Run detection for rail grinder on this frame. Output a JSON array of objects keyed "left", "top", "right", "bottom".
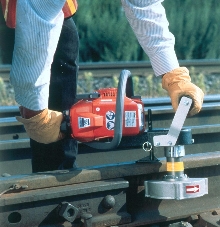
[
  {"left": 61, "top": 69, "right": 208, "bottom": 201},
  {"left": 61, "top": 70, "right": 145, "bottom": 150}
]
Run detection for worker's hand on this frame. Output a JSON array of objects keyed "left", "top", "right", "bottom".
[
  {"left": 162, "top": 67, "right": 204, "bottom": 116},
  {"left": 16, "top": 107, "right": 65, "bottom": 144}
]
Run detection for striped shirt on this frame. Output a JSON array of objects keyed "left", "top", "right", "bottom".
[
  {"left": 10, "top": 0, "right": 179, "bottom": 111},
  {"left": 121, "top": 0, "right": 179, "bottom": 76}
]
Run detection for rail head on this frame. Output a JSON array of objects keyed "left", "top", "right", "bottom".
[{"left": 0, "top": 151, "right": 219, "bottom": 193}]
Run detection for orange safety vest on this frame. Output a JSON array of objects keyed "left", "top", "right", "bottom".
[{"left": 0, "top": 0, "right": 77, "bottom": 28}]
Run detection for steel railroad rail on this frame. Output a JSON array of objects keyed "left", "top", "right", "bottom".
[
  {"left": 0, "top": 151, "right": 220, "bottom": 226},
  {"left": 1, "top": 94, "right": 220, "bottom": 175},
  {"left": 1, "top": 59, "right": 220, "bottom": 81}
]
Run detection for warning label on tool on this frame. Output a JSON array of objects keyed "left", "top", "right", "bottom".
[
  {"left": 186, "top": 185, "right": 200, "bottom": 193},
  {"left": 106, "top": 111, "right": 115, "bottom": 130},
  {"left": 78, "top": 117, "right": 90, "bottom": 128},
  {"left": 125, "top": 111, "right": 136, "bottom": 127}
]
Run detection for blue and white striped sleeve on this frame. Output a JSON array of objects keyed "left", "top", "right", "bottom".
[
  {"left": 10, "top": 0, "right": 66, "bottom": 111},
  {"left": 121, "top": 0, "right": 179, "bottom": 76}
]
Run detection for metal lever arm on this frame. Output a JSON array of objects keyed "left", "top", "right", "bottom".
[{"left": 153, "top": 96, "right": 192, "bottom": 147}]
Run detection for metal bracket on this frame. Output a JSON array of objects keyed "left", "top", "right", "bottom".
[
  {"left": 0, "top": 184, "right": 28, "bottom": 198},
  {"left": 153, "top": 97, "right": 192, "bottom": 147}
]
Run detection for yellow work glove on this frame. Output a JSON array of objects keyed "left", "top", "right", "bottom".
[
  {"left": 162, "top": 67, "right": 204, "bottom": 116},
  {"left": 16, "top": 108, "right": 65, "bottom": 144}
]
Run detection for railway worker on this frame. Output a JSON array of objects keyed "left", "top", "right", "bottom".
[
  {"left": 1, "top": 0, "right": 204, "bottom": 172},
  {"left": 1, "top": 0, "right": 79, "bottom": 172}
]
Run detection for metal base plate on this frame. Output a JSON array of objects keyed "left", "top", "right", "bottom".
[{"left": 145, "top": 178, "right": 208, "bottom": 200}]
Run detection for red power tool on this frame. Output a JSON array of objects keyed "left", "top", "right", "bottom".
[{"left": 61, "top": 70, "right": 145, "bottom": 150}]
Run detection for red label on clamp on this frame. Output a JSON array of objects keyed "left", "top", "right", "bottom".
[{"left": 186, "top": 185, "right": 200, "bottom": 193}]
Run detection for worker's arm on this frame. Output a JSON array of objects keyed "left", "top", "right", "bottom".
[
  {"left": 121, "top": 0, "right": 179, "bottom": 76},
  {"left": 121, "top": 0, "right": 204, "bottom": 116},
  {"left": 11, "top": 0, "right": 66, "bottom": 143},
  {"left": 10, "top": 0, "right": 66, "bottom": 111}
]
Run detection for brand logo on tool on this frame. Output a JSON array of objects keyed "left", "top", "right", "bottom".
[{"left": 186, "top": 185, "right": 200, "bottom": 193}]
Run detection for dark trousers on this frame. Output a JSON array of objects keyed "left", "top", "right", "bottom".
[{"left": 30, "top": 17, "right": 79, "bottom": 173}]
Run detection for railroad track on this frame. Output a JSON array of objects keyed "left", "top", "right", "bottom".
[
  {"left": 1, "top": 96, "right": 220, "bottom": 226},
  {"left": 1, "top": 61, "right": 220, "bottom": 226},
  {"left": 1, "top": 59, "right": 220, "bottom": 81},
  {"left": 0, "top": 151, "right": 220, "bottom": 226}
]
